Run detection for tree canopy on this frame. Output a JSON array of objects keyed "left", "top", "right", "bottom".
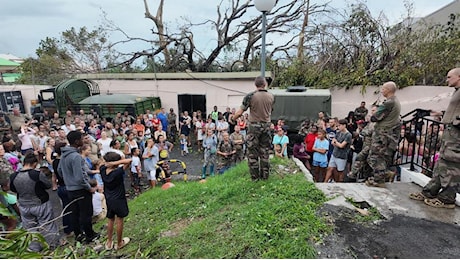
[{"left": 17, "top": 0, "right": 460, "bottom": 88}]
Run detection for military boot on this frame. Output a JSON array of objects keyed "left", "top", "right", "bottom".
[{"left": 365, "top": 177, "right": 386, "bottom": 188}]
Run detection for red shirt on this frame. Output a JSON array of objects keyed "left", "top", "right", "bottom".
[{"left": 304, "top": 133, "right": 318, "bottom": 153}]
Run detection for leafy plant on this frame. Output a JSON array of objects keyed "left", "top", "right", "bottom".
[{"left": 0, "top": 229, "right": 47, "bottom": 259}]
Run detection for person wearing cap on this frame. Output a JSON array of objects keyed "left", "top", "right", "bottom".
[{"left": 231, "top": 76, "right": 275, "bottom": 181}]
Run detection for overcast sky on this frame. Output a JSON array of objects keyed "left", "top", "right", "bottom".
[{"left": 0, "top": 0, "right": 454, "bottom": 59}]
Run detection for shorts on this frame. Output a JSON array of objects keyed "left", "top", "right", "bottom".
[
  {"left": 148, "top": 170, "right": 157, "bottom": 181},
  {"left": 312, "top": 160, "right": 328, "bottom": 168},
  {"left": 328, "top": 155, "right": 347, "bottom": 171},
  {"left": 106, "top": 199, "right": 129, "bottom": 219}
]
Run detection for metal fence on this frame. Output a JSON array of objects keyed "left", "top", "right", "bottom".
[{"left": 393, "top": 109, "right": 444, "bottom": 177}]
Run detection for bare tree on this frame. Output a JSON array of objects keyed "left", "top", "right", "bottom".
[{"left": 104, "top": 0, "right": 328, "bottom": 72}]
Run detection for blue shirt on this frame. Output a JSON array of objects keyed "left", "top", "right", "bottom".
[
  {"left": 272, "top": 134, "right": 289, "bottom": 157},
  {"left": 313, "top": 138, "right": 329, "bottom": 163}
]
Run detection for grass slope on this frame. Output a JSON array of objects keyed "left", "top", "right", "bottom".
[{"left": 111, "top": 158, "right": 329, "bottom": 258}]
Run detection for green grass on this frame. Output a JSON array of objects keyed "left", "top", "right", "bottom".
[
  {"left": 118, "top": 158, "right": 329, "bottom": 258},
  {"left": 90, "top": 158, "right": 330, "bottom": 258}
]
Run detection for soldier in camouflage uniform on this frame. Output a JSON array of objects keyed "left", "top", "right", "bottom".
[
  {"left": 0, "top": 144, "right": 15, "bottom": 186},
  {"left": 348, "top": 105, "right": 377, "bottom": 180},
  {"left": 217, "top": 132, "right": 236, "bottom": 174},
  {"left": 348, "top": 121, "right": 375, "bottom": 180},
  {"left": 410, "top": 68, "right": 460, "bottom": 209},
  {"left": 0, "top": 115, "right": 11, "bottom": 140},
  {"left": 366, "top": 82, "right": 401, "bottom": 187},
  {"left": 230, "top": 125, "right": 245, "bottom": 163},
  {"left": 0, "top": 144, "right": 17, "bottom": 230},
  {"left": 231, "top": 76, "right": 275, "bottom": 181}
]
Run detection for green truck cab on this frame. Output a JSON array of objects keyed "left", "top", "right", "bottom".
[
  {"left": 37, "top": 79, "right": 161, "bottom": 119},
  {"left": 269, "top": 86, "right": 331, "bottom": 133}
]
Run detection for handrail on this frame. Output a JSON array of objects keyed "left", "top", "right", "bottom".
[{"left": 393, "top": 108, "right": 443, "bottom": 177}]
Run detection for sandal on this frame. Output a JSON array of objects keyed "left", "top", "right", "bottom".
[
  {"left": 105, "top": 240, "right": 114, "bottom": 250},
  {"left": 409, "top": 192, "right": 427, "bottom": 201},
  {"left": 115, "top": 237, "right": 130, "bottom": 250},
  {"left": 424, "top": 198, "right": 456, "bottom": 209}
]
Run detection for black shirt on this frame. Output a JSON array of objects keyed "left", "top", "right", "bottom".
[{"left": 100, "top": 166, "right": 125, "bottom": 201}]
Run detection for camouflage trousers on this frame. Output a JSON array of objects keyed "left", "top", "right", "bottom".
[
  {"left": 350, "top": 145, "right": 372, "bottom": 179},
  {"left": 367, "top": 125, "right": 400, "bottom": 183},
  {"left": 233, "top": 145, "right": 244, "bottom": 163},
  {"left": 422, "top": 125, "right": 460, "bottom": 204},
  {"left": 246, "top": 122, "right": 272, "bottom": 180}
]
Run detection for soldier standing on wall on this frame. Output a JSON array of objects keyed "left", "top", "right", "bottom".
[
  {"left": 409, "top": 68, "right": 460, "bottom": 209},
  {"left": 231, "top": 76, "right": 275, "bottom": 181}
]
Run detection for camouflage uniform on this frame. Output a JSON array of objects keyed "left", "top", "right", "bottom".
[
  {"left": 421, "top": 88, "right": 460, "bottom": 204},
  {"left": 240, "top": 88, "right": 275, "bottom": 180},
  {"left": 0, "top": 118, "right": 10, "bottom": 140},
  {"left": 218, "top": 140, "right": 235, "bottom": 172},
  {"left": 349, "top": 122, "right": 374, "bottom": 179},
  {"left": 229, "top": 131, "right": 245, "bottom": 163},
  {"left": 367, "top": 96, "right": 401, "bottom": 183},
  {"left": 0, "top": 157, "right": 14, "bottom": 186}
]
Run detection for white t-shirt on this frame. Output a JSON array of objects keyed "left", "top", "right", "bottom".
[
  {"left": 92, "top": 192, "right": 104, "bottom": 216},
  {"left": 195, "top": 121, "right": 204, "bottom": 140},
  {"left": 97, "top": 138, "right": 112, "bottom": 156},
  {"left": 131, "top": 155, "right": 141, "bottom": 173}
]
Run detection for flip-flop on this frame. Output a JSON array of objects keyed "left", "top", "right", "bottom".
[
  {"left": 424, "top": 198, "right": 456, "bottom": 209},
  {"left": 409, "top": 192, "right": 427, "bottom": 201},
  {"left": 105, "top": 241, "right": 114, "bottom": 250},
  {"left": 115, "top": 237, "right": 130, "bottom": 250}
]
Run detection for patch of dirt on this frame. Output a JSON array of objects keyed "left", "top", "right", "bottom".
[
  {"left": 159, "top": 217, "right": 202, "bottom": 238},
  {"left": 316, "top": 204, "right": 460, "bottom": 259}
]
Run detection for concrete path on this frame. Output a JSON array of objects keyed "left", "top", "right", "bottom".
[{"left": 316, "top": 182, "right": 460, "bottom": 226}]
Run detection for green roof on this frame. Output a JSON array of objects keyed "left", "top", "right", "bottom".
[
  {"left": 0, "top": 58, "right": 20, "bottom": 67},
  {"left": 79, "top": 94, "right": 151, "bottom": 104},
  {"left": 1, "top": 73, "right": 21, "bottom": 83},
  {"left": 0, "top": 58, "right": 20, "bottom": 73}
]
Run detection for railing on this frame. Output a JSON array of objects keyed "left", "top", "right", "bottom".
[{"left": 393, "top": 109, "right": 444, "bottom": 177}]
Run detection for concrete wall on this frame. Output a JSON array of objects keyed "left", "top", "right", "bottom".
[
  {"left": 1, "top": 81, "right": 455, "bottom": 122},
  {"left": 93, "top": 79, "right": 255, "bottom": 116},
  {"left": 0, "top": 84, "right": 51, "bottom": 114}
]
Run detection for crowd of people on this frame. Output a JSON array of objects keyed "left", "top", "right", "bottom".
[
  {"left": 0, "top": 98, "right": 256, "bottom": 251},
  {"left": 0, "top": 69, "right": 459, "bottom": 252}
]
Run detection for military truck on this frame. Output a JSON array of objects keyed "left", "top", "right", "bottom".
[
  {"left": 268, "top": 86, "right": 331, "bottom": 132},
  {"left": 37, "top": 79, "right": 161, "bottom": 119}
]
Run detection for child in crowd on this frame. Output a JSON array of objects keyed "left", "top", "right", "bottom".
[
  {"left": 312, "top": 129, "right": 329, "bottom": 182},
  {"left": 179, "top": 134, "right": 189, "bottom": 156},
  {"left": 293, "top": 134, "right": 311, "bottom": 170},
  {"left": 217, "top": 132, "right": 235, "bottom": 174},
  {"left": 89, "top": 179, "right": 107, "bottom": 224},
  {"left": 130, "top": 148, "right": 142, "bottom": 195},
  {"left": 274, "top": 144, "right": 283, "bottom": 158},
  {"left": 100, "top": 152, "right": 132, "bottom": 251}
]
